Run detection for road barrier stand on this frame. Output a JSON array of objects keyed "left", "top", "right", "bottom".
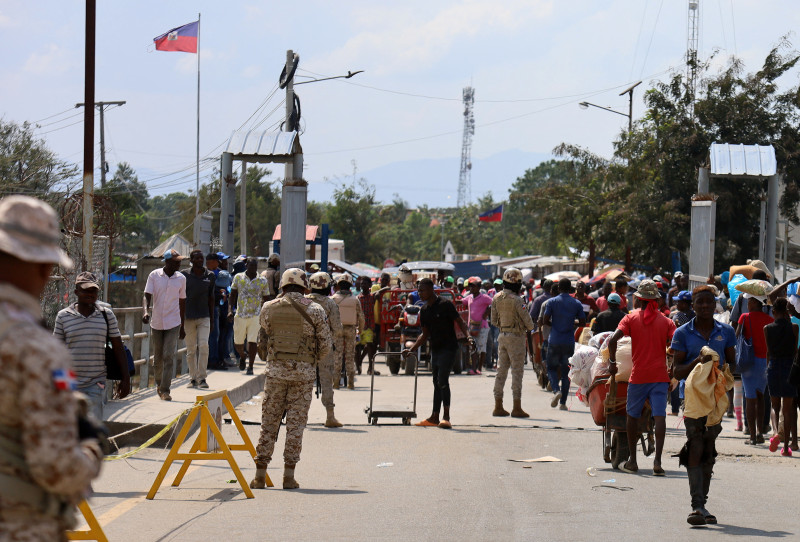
[
  {"left": 146, "top": 390, "right": 266, "bottom": 500},
  {"left": 66, "top": 500, "right": 108, "bottom": 542}
]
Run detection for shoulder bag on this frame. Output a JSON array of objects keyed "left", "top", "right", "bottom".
[
  {"left": 101, "top": 308, "right": 135, "bottom": 380},
  {"left": 735, "top": 314, "right": 755, "bottom": 373}
]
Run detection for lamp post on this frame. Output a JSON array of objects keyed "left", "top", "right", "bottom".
[{"left": 578, "top": 80, "right": 640, "bottom": 133}]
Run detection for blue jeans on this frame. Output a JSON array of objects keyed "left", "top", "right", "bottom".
[
  {"left": 488, "top": 325, "right": 499, "bottom": 365},
  {"left": 432, "top": 348, "right": 457, "bottom": 412},
  {"left": 79, "top": 382, "right": 105, "bottom": 421},
  {"left": 546, "top": 342, "right": 573, "bottom": 404},
  {"left": 219, "top": 301, "right": 233, "bottom": 361}
]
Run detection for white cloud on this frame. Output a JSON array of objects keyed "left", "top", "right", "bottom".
[
  {"left": 242, "top": 64, "right": 261, "bottom": 79},
  {"left": 310, "top": 0, "right": 554, "bottom": 76},
  {"left": 23, "top": 44, "right": 71, "bottom": 75}
]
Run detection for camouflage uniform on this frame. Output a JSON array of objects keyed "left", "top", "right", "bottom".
[
  {"left": 332, "top": 287, "right": 365, "bottom": 387},
  {"left": 0, "top": 283, "right": 103, "bottom": 541},
  {"left": 254, "top": 292, "right": 331, "bottom": 469},
  {"left": 491, "top": 286, "right": 535, "bottom": 401},
  {"left": 306, "top": 292, "right": 343, "bottom": 408}
]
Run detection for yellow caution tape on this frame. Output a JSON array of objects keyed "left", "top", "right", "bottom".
[{"left": 104, "top": 404, "right": 197, "bottom": 461}]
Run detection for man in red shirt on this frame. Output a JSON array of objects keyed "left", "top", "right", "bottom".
[{"left": 607, "top": 279, "right": 676, "bottom": 476}]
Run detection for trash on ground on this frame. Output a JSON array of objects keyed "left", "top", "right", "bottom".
[
  {"left": 244, "top": 401, "right": 256, "bottom": 406},
  {"left": 586, "top": 467, "right": 597, "bottom": 476},
  {"left": 508, "top": 456, "right": 564, "bottom": 463},
  {"left": 523, "top": 466, "right": 532, "bottom": 469},
  {"left": 592, "top": 484, "right": 633, "bottom": 491},
  {"left": 226, "top": 479, "right": 236, "bottom": 483},
  {"left": 376, "top": 462, "right": 394, "bottom": 468},
  {"left": 602, "top": 479, "right": 616, "bottom": 483}
]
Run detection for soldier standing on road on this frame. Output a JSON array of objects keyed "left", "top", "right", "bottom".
[
  {"left": 261, "top": 253, "right": 281, "bottom": 301},
  {"left": 307, "top": 272, "right": 344, "bottom": 428},
  {"left": 491, "top": 268, "right": 536, "bottom": 418},
  {"left": 0, "top": 196, "right": 103, "bottom": 540},
  {"left": 250, "top": 269, "right": 332, "bottom": 490},
  {"left": 332, "top": 273, "right": 364, "bottom": 390}
]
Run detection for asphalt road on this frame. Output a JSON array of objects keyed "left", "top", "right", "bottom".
[{"left": 85, "top": 359, "right": 800, "bottom": 541}]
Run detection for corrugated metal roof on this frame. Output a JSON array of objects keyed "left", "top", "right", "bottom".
[
  {"left": 710, "top": 143, "right": 777, "bottom": 176},
  {"left": 225, "top": 130, "right": 298, "bottom": 156},
  {"left": 147, "top": 233, "right": 192, "bottom": 258}
]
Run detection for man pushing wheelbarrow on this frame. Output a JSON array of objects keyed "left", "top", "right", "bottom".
[{"left": 606, "top": 279, "right": 676, "bottom": 476}]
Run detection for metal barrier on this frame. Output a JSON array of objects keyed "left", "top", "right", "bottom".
[{"left": 111, "top": 307, "right": 188, "bottom": 391}]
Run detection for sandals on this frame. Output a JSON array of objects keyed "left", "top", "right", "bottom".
[
  {"left": 620, "top": 461, "right": 639, "bottom": 474},
  {"left": 438, "top": 420, "right": 452, "bottom": 429},
  {"left": 781, "top": 447, "right": 793, "bottom": 457},
  {"left": 704, "top": 512, "right": 718, "bottom": 524},
  {"left": 687, "top": 510, "right": 706, "bottom": 526},
  {"left": 415, "top": 419, "right": 438, "bottom": 427},
  {"left": 769, "top": 435, "right": 781, "bottom": 453},
  {"left": 653, "top": 463, "right": 665, "bottom": 477}
]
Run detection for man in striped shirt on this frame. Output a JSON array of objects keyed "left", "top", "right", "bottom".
[{"left": 54, "top": 272, "right": 130, "bottom": 419}]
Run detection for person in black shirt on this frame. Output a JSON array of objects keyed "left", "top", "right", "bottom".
[
  {"left": 591, "top": 292, "right": 626, "bottom": 334},
  {"left": 402, "top": 278, "right": 472, "bottom": 428},
  {"left": 764, "top": 298, "right": 798, "bottom": 455}
]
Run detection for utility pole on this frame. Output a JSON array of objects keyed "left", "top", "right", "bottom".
[
  {"left": 240, "top": 160, "right": 247, "bottom": 255},
  {"left": 82, "top": 0, "right": 96, "bottom": 271},
  {"left": 76, "top": 100, "right": 126, "bottom": 187}
]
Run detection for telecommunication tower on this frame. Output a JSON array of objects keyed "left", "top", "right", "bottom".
[
  {"left": 457, "top": 86, "right": 475, "bottom": 207},
  {"left": 687, "top": 0, "right": 700, "bottom": 114}
]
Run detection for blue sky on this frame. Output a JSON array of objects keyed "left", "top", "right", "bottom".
[{"left": 1, "top": 1, "right": 798, "bottom": 206}]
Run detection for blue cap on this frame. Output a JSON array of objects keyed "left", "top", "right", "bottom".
[
  {"left": 216, "top": 252, "right": 229, "bottom": 260},
  {"left": 720, "top": 271, "right": 730, "bottom": 285},
  {"left": 677, "top": 290, "right": 692, "bottom": 302},
  {"left": 607, "top": 293, "right": 622, "bottom": 305},
  {"left": 163, "top": 249, "right": 182, "bottom": 261}
]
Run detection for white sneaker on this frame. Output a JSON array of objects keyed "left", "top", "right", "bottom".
[{"left": 550, "top": 392, "right": 562, "bottom": 408}]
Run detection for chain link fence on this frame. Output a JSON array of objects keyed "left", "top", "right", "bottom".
[{"left": 41, "top": 235, "right": 109, "bottom": 329}]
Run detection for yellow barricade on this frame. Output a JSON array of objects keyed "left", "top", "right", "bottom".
[
  {"left": 66, "top": 500, "right": 108, "bottom": 542},
  {"left": 147, "top": 390, "right": 269, "bottom": 500}
]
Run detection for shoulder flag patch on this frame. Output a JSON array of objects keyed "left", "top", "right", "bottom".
[{"left": 52, "top": 369, "right": 77, "bottom": 391}]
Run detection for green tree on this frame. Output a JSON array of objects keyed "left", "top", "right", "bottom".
[{"left": 325, "top": 179, "right": 381, "bottom": 263}]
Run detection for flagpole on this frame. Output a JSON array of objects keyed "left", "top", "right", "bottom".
[{"left": 195, "top": 12, "right": 201, "bottom": 218}]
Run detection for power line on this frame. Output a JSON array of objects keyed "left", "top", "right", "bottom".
[
  {"left": 639, "top": 0, "right": 665, "bottom": 79},
  {"left": 629, "top": 0, "right": 649, "bottom": 80},
  {"left": 31, "top": 107, "right": 75, "bottom": 124}
]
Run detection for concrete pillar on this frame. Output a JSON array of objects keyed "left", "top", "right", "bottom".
[
  {"left": 765, "top": 174, "right": 780, "bottom": 276},
  {"left": 697, "top": 167, "right": 709, "bottom": 193}
]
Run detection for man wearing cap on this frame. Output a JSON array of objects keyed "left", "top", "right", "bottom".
[
  {"left": 464, "top": 277, "right": 492, "bottom": 375},
  {"left": 307, "top": 272, "right": 344, "bottom": 427},
  {"left": 607, "top": 279, "right": 676, "bottom": 477},
  {"left": 229, "top": 257, "right": 269, "bottom": 375},
  {"left": 668, "top": 272, "right": 689, "bottom": 309},
  {"left": 143, "top": 248, "right": 186, "bottom": 401},
  {"left": 54, "top": 272, "right": 130, "bottom": 419},
  {"left": 261, "top": 253, "right": 281, "bottom": 301},
  {"left": 672, "top": 291, "right": 695, "bottom": 328},
  {"left": 332, "top": 273, "right": 364, "bottom": 389},
  {"left": 181, "top": 250, "right": 216, "bottom": 389},
  {"left": 591, "top": 293, "right": 626, "bottom": 334},
  {"left": 0, "top": 196, "right": 103, "bottom": 539},
  {"left": 250, "top": 269, "right": 332, "bottom": 490},
  {"left": 491, "top": 268, "right": 536, "bottom": 417},
  {"left": 542, "top": 278, "right": 586, "bottom": 410},
  {"left": 671, "top": 285, "right": 736, "bottom": 525}
]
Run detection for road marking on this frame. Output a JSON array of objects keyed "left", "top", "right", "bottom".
[{"left": 94, "top": 464, "right": 203, "bottom": 526}]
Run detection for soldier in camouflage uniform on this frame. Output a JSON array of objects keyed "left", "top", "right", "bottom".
[
  {"left": 250, "top": 269, "right": 332, "bottom": 490},
  {"left": 306, "top": 272, "right": 344, "bottom": 428},
  {"left": 490, "top": 268, "right": 535, "bottom": 418},
  {"left": 260, "top": 253, "right": 281, "bottom": 301},
  {"left": 331, "top": 273, "right": 364, "bottom": 390},
  {"left": 0, "top": 196, "right": 103, "bottom": 541}
]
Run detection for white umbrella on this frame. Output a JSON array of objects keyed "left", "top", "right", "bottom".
[{"left": 544, "top": 270, "right": 582, "bottom": 281}]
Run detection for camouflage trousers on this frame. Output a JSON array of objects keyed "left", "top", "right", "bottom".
[
  {"left": 494, "top": 333, "right": 526, "bottom": 400},
  {"left": 0, "top": 517, "right": 63, "bottom": 542},
  {"left": 318, "top": 351, "right": 336, "bottom": 408},
  {"left": 254, "top": 377, "right": 314, "bottom": 467},
  {"left": 339, "top": 325, "right": 357, "bottom": 378}
]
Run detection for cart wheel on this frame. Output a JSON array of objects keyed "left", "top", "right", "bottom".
[
  {"left": 371, "top": 417, "right": 378, "bottom": 425},
  {"left": 404, "top": 354, "right": 417, "bottom": 376},
  {"left": 610, "top": 431, "right": 629, "bottom": 470},
  {"left": 603, "top": 429, "right": 612, "bottom": 464},
  {"left": 402, "top": 417, "right": 410, "bottom": 425}
]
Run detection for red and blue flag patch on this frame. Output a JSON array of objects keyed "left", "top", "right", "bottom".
[{"left": 52, "top": 369, "right": 77, "bottom": 391}]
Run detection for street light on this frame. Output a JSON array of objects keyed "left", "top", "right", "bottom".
[{"left": 579, "top": 81, "right": 641, "bottom": 132}]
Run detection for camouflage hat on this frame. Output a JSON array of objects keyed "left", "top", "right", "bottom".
[
  {"left": 634, "top": 279, "right": 660, "bottom": 300},
  {"left": 280, "top": 268, "right": 308, "bottom": 289},
  {"left": 0, "top": 195, "right": 73, "bottom": 269},
  {"left": 335, "top": 272, "right": 353, "bottom": 285},
  {"left": 267, "top": 253, "right": 280, "bottom": 265},
  {"left": 502, "top": 267, "right": 523, "bottom": 284},
  {"left": 75, "top": 271, "right": 100, "bottom": 290},
  {"left": 309, "top": 271, "right": 331, "bottom": 289}
]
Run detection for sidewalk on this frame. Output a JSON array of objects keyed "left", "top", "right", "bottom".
[{"left": 104, "top": 358, "right": 267, "bottom": 447}]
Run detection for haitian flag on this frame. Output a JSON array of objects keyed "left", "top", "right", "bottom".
[
  {"left": 154, "top": 21, "right": 198, "bottom": 53},
  {"left": 478, "top": 204, "right": 503, "bottom": 222}
]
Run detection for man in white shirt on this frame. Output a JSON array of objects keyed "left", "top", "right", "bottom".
[{"left": 143, "top": 249, "right": 186, "bottom": 401}]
